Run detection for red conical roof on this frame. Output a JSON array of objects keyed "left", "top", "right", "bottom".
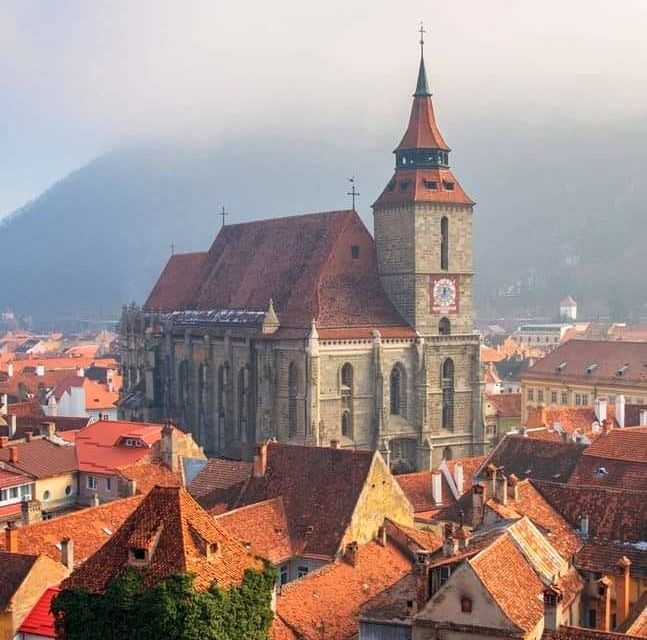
[{"left": 396, "top": 93, "right": 450, "bottom": 152}]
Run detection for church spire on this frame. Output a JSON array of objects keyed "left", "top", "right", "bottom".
[{"left": 414, "top": 22, "right": 431, "bottom": 97}]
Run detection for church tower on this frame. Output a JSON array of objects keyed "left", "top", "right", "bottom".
[{"left": 373, "top": 29, "right": 483, "bottom": 462}]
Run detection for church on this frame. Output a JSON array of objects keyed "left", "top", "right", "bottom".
[{"left": 119, "top": 38, "right": 485, "bottom": 471}]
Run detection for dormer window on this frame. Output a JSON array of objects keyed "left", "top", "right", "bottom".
[
  {"left": 387, "top": 179, "right": 396, "bottom": 192},
  {"left": 424, "top": 180, "right": 438, "bottom": 190},
  {"left": 129, "top": 547, "right": 148, "bottom": 564},
  {"left": 586, "top": 363, "right": 598, "bottom": 374},
  {"left": 400, "top": 181, "right": 410, "bottom": 191},
  {"left": 443, "top": 181, "right": 455, "bottom": 191},
  {"left": 351, "top": 245, "right": 360, "bottom": 259},
  {"left": 617, "top": 364, "right": 630, "bottom": 376}
]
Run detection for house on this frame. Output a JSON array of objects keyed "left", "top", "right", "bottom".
[
  {"left": 484, "top": 393, "right": 522, "bottom": 444},
  {"left": 61, "top": 485, "right": 263, "bottom": 593},
  {"left": 191, "top": 441, "right": 414, "bottom": 583},
  {"left": 0, "top": 545, "right": 66, "bottom": 640},
  {"left": 71, "top": 419, "right": 203, "bottom": 505},
  {"left": 0, "top": 467, "right": 36, "bottom": 526},
  {"left": 46, "top": 376, "right": 118, "bottom": 420},
  {"left": 521, "top": 341, "right": 647, "bottom": 422}
]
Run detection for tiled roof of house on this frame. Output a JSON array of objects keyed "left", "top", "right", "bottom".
[
  {"left": 62, "top": 486, "right": 263, "bottom": 593},
  {"left": 144, "top": 210, "right": 411, "bottom": 333},
  {"left": 83, "top": 379, "right": 119, "bottom": 411},
  {"left": 0, "top": 496, "right": 143, "bottom": 564},
  {"left": 273, "top": 540, "right": 413, "bottom": 640},
  {"left": 6, "top": 400, "right": 45, "bottom": 418},
  {"left": 269, "top": 615, "right": 298, "bottom": 640},
  {"left": 532, "top": 481, "right": 647, "bottom": 543},
  {"left": 231, "top": 443, "right": 377, "bottom": 558},
  {"left": 487, "top": 393, "right": 521, "bottom": 418},
  {"left": 575, "top": 540, "right": 647, "bottom": 579},
  {"left": 543, "top": 626, "right": 644, "bottom": 640},
  {"left": 484, "top": 479, "right": 582, "bottom": 560},
  {"left": 0, "top": 466, "right": 32, "bottom": 489},
  {"left": 188, "top": 458, "right": 253, "bottom": 512},
  {"left": 116, "top": 460, "right": 181, "bottom": 496},
  {"left": 0, "top": 437, "right": 77, "bottom": 479},
  {"left": 0, "top": 551, "right": 38, "bottom": 609},
  {"left": 481, "top": 345, "right": 506, "bottom": 364},
  {"left": 477, "top": 435, "right": 586, "bottom": 483},
  {"left": 73, "top": 420, "right": 164, "bottom": 474},
  {"left": 17, "top": 586, "right": 59, "bottom": 638},
  {"left": 214, "top": 497, "right": 292, "bottom": 564},
  {"left": 374, "top": 168, "right": 474, "bottom": 206},
  {"left": 1, "top": 415, "right": 89, "bottom": 441},
  {"left": 524, "top": 340, "right": 647, "bottom": 384},
  {"left": 620, "top": 591, "right": 647, "bottom": 638}
]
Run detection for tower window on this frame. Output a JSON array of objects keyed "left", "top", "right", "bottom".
[
  {"left": 351, "top": 245, "right": 360, "bottom": 259},
  {"left": 390, "top": 364, "right": 406, "bottom": 416},
  {"left": 288, "top": 362, "right": 298, "bottom": 438},
  {"left": 399, "top": 181, "right": 410, "bottom": 191},
  {"left": 440, "top": 216, "right": 449, "bottom": 271},
  {"left": 442, "top": 359, "right": 455, "bottom": 430},
  {"left": 424, "top": 180, "right": 438, "bottom": 190},
  {"left": 443, "top": 181, "right": 455, "bottom": 191},
  {"left": 439, "top": 317, "right": 451, "bottom": 335}
]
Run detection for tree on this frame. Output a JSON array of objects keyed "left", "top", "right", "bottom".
[{"left": 52, "top": 565, "right": 277, "bottom": 640}]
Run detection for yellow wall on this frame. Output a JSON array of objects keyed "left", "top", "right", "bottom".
[{"left": 35, "top": 472, "right": 78, "bottom": 512}]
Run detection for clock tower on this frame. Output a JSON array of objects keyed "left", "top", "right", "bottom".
[{"left": 373, "top": 31, "right": 484, "bottom": 461}]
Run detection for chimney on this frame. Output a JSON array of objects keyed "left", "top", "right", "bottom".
[
  {"left": 495, "top": 471, "right": 508, "bottom": 505},
  {"left": 7, "top": 362, "right": 13, "bottom": 378},
  {"left": 330, "top": 439, "right": 339, "bottom": 449},
  {"left": 8, "top": 414, "right": 17, "bottom": 439},
  {"left": 61, "top": 537, "right": 74, "bottom": 569},
  {"left": 580, "top": 514, "right": 590, "bottom": 538},
  {"left": 455, "top": 525, "right": 470, "bottom": 551},
  {"left": 253, "top": 441, "right": 268, "bottom": 478},
  {"left": 377, "top": 524, "right": 387, "bottom": 547},
  {"left": 616, "top": 395, "right": 626, "bottom": 428},
  {"left": 640, "top": 410, "right": 647, "bottom": 427},
  {"left": 595, "top": 576, "right": 612, "bottom": 632},
  {"left": 9, "top": 446, "right": 18, "bottom": 464},
  {"left": 48, "top": 395, "right": 58, "bottom": 417},
  {"left": 507, "top": 474, "right": 519, "bottom": 501},
  {"left": 126, "top": 478, "right": 137, "bottom": 496},
  {"left": 5, "top": 521, "right": 18, "bottom": 553},
  {"left": 595, "top": 397, "right": 608, "bottom": 423},
  {"left": 543, "top": 586, "right": 564, "bottom": 631},
  {"left": 615, "top": 556, "right": 632, "bottom": 625},
  {"left": 454, "top": 462, "right": 464, "bottom": 495},
  {"left": 344, "top": 541, "right": 359, "bottom": 567},
  {"left": 77, "top": 367, "right": 85, "bottom": 377},
  {"left": 21, "top": 499, "right": 42, "bottom": 525},
  {"left": 24, "top": 431, "right": 33, "bottom": 443},
  {"left": 415, "top": 551, "right": 431, "bottom": 607},
  {"left": 41, "top": 421, "right": 56, "bottom": 440},
  {"left": 431, "top": 471, "right": 443, "bottom": 506},
  {"left": 471, "top": 483, "right": 486, "bottom": 526},
  {"left": 161, "top": 421, "right": 178, "bottom": 471},
  {"left": 486, "top": 463, "right": 497, "bottom": 496},
  {"left": 35, "top": 364, "right": 45, "bottom": 376},
  {"left": 91, "top": 493, "right": 100, "bottom": 507},
  {"left": 0, "top": 435, "right": 8, "bottom": 448},
  {"left": 442, "top": 524, "right": 458, "bottom": 556},
  {"left": 0, "top": 394, "right": 7, "bottom": 415}
]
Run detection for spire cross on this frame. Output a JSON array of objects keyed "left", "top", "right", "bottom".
[
  {"left": 346, "top": 176, "right": 360, "bottom": 210},
  {"left": 219, "top": 206, "right": 228, "bottom": 228},
  {"left": 419, "top": 21, "right": 426, "bottom": 55},
  {"left": 170, "top": 242, "right": 175, "bottom": 256}
]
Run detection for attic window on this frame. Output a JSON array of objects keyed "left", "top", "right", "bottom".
[
  {"left": 443, "top": 181, "right": 455, "bottom": 191},
  {"left": 461, "top": 597, "right": 473, "bottom": 613},
  {"left": 351, "top": 245, "right": 360, "bottom": 259},
  {"left": 400, "top": 181, "right": 410, "bottom": 191},
  {"left": 617, "top": 364, "right": 630, "bottom": 376},
  {"left": 424, "top": 180, "right": 438, "bottom": 190},
  {"left": 556, "top": 362, "right": 568, "bottom": 372},
  {"left": 387, "top": 180, "right": 396, "bottom": 192},
  {"left": 131, "top": 548, "right": 147, "bottom": 562},
  {"left": 586, "top": 363, "right": 598, "bottom": 374}
]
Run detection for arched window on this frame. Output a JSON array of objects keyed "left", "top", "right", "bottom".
[
  {"left": 288, "top": 362, "right": 298, "bottom": 438},
  {"left": 217, "top": 365, "right": 227, "bottom": 417},
  {"left": 440, "top": 216, "right": 449, "bottom": 271},
  {"left": 390, "top": 365, "right": 406, "bottom": 416},
  {"left": 341, "top": 363, "right": 353, "bottom": 391},
  {"left": 439, "top": 317, "right": 451, "bottom": 335},
  {"left": 442, "top": 358, "right": 455, "bottom": 430},
  {"left": 341, "top": 410, "right": 352, "bottom": 438},
  {"left": 443, "top": 446, "right": 453, "bottom": 461},
  {"left": 237, "top": 367, "right": 247, "bottom": 435},
  {"left": 178, "top": 361, "right": 188, "bottom": 403}
]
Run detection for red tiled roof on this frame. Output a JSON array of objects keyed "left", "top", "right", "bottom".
[
  {"left": 0, "top": 466, "right": 31, "bottom": 489},
  {"left": 273, "top": 540, "right": 412, "bottom": 640},
  {"left": 18, "top": 586, "right": 59, "bottom": 638},
  {"left": 215, "top": 497, "right": 292, "bottom": 564},
  {"left": 524, "top": 340, "right": 647, "bottom": 384},
  {"left": 396, "top": 91, "right": 450, "bottom": 151},
  {"left": 533, "top": 480, "right": 647, "bottom": 543},
  {"left": 188, "top": 458, "right": 253, "bottom": 513},
  {"left": 144, "top": 210, "right": 411, "bottom": 333},
  {"left": 544, "top": 626, "right": 645, "bottom": 640},
  {"left": 487, "top": 393, "right": 521, "bottom": 418},
  {"left": 579, "top": 428, "right": 647, "bottom": 463},
  {"left": 374, "top": 168, "right": 474, "bottom": 207},
  {"left": 0, "top": 438, "right": 77, "bottom": 479},
  {"left": 73, "top": 420, "right": 164, "bottom": 474},
  {"left": 575, "top": 540, "right": 647, "bottom": 578},
  {"left": 117, "top": 460, "right": 181, "bottom": 496},
  {"left": 144, "top": 252, "right": 208, "bottom": 312},
  {"left": 6, "top": 399, "right": 45, "bottom": 418},
  {"left": 0, "top": 551, "right": 38, "bottom": 609},
  {"left": 481, "top": 345, "right": 506, "bottom": 364},
  {"left": 62, "top": 486, "right": 263, "bottom": 593},
  {"left": 0, "top": 497, "right": 143, "bottom": 563},
  {"left": 525, "top": 405, "right": 610, "bottom": 439}
]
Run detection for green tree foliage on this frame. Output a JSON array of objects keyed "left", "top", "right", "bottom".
[{"left": 51, "top": 564, "right": 277, "bottom": 640}]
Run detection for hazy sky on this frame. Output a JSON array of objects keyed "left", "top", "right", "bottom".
[{"left": 2, "top": 0, "right": 647, "bottom": 216}]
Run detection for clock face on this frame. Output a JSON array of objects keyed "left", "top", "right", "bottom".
[{"left": 433, "top": 278, "right": 457, "bottom": 308}]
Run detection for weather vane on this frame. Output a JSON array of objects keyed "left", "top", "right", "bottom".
[
  {"left": 219, "top": 205, "right": 228, "bottom": 228},
  {"left": 347, "top": 176, "right": 360, "bottom": 210}
]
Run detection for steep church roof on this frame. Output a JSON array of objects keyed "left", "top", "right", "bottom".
[{"left": 144, "top": 210, "right": 413, "bottom": 336}]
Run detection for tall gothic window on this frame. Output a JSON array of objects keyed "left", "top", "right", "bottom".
[
  {"left": 237, "top": 367, "right": 247, "bottom": 437},
  {"left": 439, "top": 317, "right": 451, "bottom": 335},
  {"left": 442, "top": 358, "right": 455, "bottom": 430},
  {"left": 217, "top": 365, "right": 226, "bottom": 417},
  {"left": 288, "top": 362, "right": 298, "bottom": 438},
  {"left": 390, "top": 364, "right": 406, "bottom": 416},
  {"left": 340, "top": 363, "right": 353, "bottom": 438},
  {"left": 440, "top": 216, "right": 449, "bottom": 271}
]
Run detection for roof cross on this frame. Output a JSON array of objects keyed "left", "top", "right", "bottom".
[
  {"left": 219, "top": 205, "right": 228, "bottom": 228},
  {"left": 419, "top": 21, "right": 426, "bottom": 55},
  {"left": 346, "top": 176, "right": 360, "bottom": 210}
]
